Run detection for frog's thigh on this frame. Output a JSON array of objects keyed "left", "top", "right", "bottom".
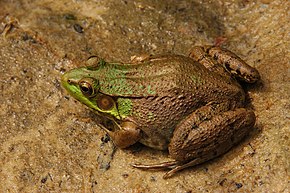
[
  {"left": 168, "top": 108, "right": 255, "bottom": 162},
  {"left": 206, "top": 46, "right": 260, "bottom": 83},
  {"left": 190, "top": 46, "right": 260, "bottom": 83},
  {"left": 189, "top": 46, "right": 217, "bottom": 69}
]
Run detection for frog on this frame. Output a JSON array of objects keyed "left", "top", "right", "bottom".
[{"left": 61, "top": 45, "right": 260, "bottom": 178}]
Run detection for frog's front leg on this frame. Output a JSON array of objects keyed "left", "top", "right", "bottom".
[
  {"left": 133, "top": 105, "right": 255, "bottom": 179},
  {"left": 100, "top": 121, "right": 141, "bottom": 148},
  {"left": 189, "top": 46, "right": 260, "bottom": 83}
]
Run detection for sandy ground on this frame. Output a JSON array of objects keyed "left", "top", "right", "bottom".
[{"left": 0, "top": 0, "right": 289, "bottom": 192}]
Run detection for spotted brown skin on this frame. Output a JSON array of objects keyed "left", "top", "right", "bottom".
[
  {"left": 61, "top": 46, "right": 260, "bottom": 178},
  {"left": 190, "top": 46, "right": 260, "bottom": 83}
]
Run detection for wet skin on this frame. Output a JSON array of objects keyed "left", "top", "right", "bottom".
[{"left": 61, "top": 46, "right": 260, "bottom": 178}]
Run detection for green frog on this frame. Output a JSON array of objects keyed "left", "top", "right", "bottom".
[{"left": 61, "top": 46, "right": 260, "bottom": 178}]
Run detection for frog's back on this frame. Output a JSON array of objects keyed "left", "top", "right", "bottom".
[
  {"left": 104, "top": 55, "right": 214, "bottom": 97},
  {"left": 149, "top": 55, "right": 210, "bottom": 92},
  {"left": 98, "top": 55, "right": 194, "bottom": 97},
  {"left": 99, "top": 54, "right": 242, "bottom": 101},
  {"left": 136, "top": 54, "right": 241, "bottom": 97}
]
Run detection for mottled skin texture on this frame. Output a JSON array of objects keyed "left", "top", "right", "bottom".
[{"left": 61, "top": 46, "right": 260, "bottom": 178}]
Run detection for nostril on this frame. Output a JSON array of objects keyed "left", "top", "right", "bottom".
[{"left": 67, "top": 79, "right": 72, "bottom": 84}]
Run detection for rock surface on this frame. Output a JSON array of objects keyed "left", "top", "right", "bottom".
[{"left": 0, "top": 0, "right": 288, "bottom": 192}]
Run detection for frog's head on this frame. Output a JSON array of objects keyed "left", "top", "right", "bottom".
[{"left": 61, "top": 56, "right": 131, "bottom": 120}]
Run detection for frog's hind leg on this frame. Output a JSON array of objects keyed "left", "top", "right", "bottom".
[
  {"left": 189, "top": 46, "right": 260, "bottom": 83},
  {"left": 165, "top": 108, "right": 255, "bottom": 178}
]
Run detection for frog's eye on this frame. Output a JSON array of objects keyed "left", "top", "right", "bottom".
[
  {"left": 86, "top": 56, "right": 106, "bottom": 70},
  {"left": 97, "top": 95, "right": 114, "bottom": 111},
  {"left": 79, "top": 78, "right": 99, "bottom": 97}
]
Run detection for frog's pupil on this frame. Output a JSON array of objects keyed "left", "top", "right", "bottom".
[
  {"left": 81, "top": 86, "right": 89, "bottom": 92},
  {"left": 80, "top": 82, "right": 93, "bottom": 96}
]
